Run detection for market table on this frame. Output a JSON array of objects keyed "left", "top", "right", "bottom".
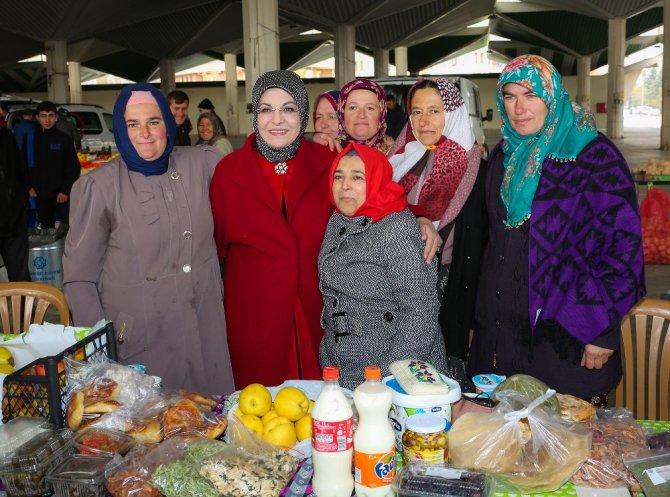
[{"left": 279, "top": 420, "right": 669, "bottom": 497}]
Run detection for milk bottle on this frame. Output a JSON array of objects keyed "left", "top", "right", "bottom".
[
  {"left": 311, "top": 366, "right": 354, "bottom": 497},
  {"left": 353, "top": 365, "right": 396, "bottom": 497}
]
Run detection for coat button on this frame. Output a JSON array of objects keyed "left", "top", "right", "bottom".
[
  {"left": 170, "top": 171, "right": 180, "bottom": 180},
  {"left": 384, "top": 312, "right": 394, "bottom": 322},
  {"left": 361, "top": 219, "right": 369, "bottom": 226},
  {"left": 466, "top": 255, "right": 471, "bottom": 261},
  {"left": 182, "top": 264, "right": 191, "bottom": 273},
  {"left": 495, "top": 320, "right": 500, "bottom": 327},
  {"left": 339, "top": 227, "right": 346, "bottom": 236},
  {"left": 465, "top": 224, "right": 471, "bottom": 230},
  {"left": 329, "top": 247, "right": 335, "bottom": 253},
  {"left": 183, "top": 230, "right": 192, "bottom": 239},
  {"left": 332, "top": 298, "right": 338, "bottom": 308},
  {"left": 464, "top": 284, "right": 469, "bottom": 290},
  {"left": 496, "top": 289, "right": 501, "bottom": 296},
  {"left": 499, "top": 255, "right": 505, "bottom": 262}
]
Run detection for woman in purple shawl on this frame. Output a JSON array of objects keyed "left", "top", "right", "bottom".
[{"left": 468, "top": 55, "right": 645, "bottom": 404}]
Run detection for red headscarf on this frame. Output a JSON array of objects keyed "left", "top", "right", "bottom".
[{"left": 329, "top": 143, "right": 407, "bottom": 223}]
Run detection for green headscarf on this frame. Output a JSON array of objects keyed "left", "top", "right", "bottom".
[{"left": 497, "top": 55, "right": 597, "bottom": 227}]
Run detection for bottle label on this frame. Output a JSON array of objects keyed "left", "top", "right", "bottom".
[
  {"left": 312, "top": 418, "right": 353, "bottom": 452},
  {"left": 403, "top": 447, "right": 445, "bottom": 465},
  {"left": 354, "top": 449, "right": 396, "bottom": 487}
]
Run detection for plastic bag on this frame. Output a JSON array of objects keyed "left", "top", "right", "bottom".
[
  {"left": 640, "top": 187, "right": 670, "bottom": 264},
  {"left": 571, "top": 408, "right": 649, "bottom": 490},
  {"left": 106, "top": 444, "right": 162, "bottom": 497},
  {"left": 624, "top": 449, "right": 670, "bottom": 497},
  {"left": 448, "top": 389, "right": 592, "bottom": 494},
  {"left": 197, "top": 415, "right": 299, "bottom": 497}
]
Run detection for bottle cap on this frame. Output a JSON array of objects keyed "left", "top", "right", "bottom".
[
  {"left": 364, "top": 365, "right": 381, "bottom": 380},
  {"left": 322, "top": 366, "right": 339, "bottom": 380},
  {"left": 405, "top": 413, "right": 446, "bottom": 434}
]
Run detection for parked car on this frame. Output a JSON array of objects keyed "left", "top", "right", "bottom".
[
  {"left": 7, "top": 103, "right": 115, "bottom": 151},
  {"left": 374, "top": 76, "right": 493, "bottom": 157}
]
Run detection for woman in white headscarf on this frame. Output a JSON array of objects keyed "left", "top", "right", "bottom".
[{"left": 388, "top": 78, "right": 488, "bottom": 360}]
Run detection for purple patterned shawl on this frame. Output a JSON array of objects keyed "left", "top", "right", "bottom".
[{"left": 528, "top": 134, "right": 645, "bottom": 343}]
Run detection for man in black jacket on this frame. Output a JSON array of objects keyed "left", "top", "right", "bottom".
[
  {"left": 167, "top": 90, "right": 192, "bottom": 145},
  {"left": 0, "top": 127, "right": 31, "bottom": 281},
  {"left": 23, "top": 101, "right": 80, "bottom": 228}
]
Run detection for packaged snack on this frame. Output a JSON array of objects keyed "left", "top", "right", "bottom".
[
  {"left": 389, "top": 360, "right": 451, "bottom": 395},
  {"left": 647, "top": 431, "right": 670, "bottom": 450},
  {"left": 448, "top": 389, "right": 591, "bottom": 494},
  {"left": 46, "top": 454, "right": 119, "bottom": 497},
  {"left": 624, "top": 449, "right": 670, "bottom": 497},
  {"left": 0, "top": 428, "right": 73, "bottom": 496},
  {"left": 73, "top": 427, "right": 134, "bottom": 456},
  {"left": 394, "top": 461, "right": 495, "bottom": 497},
  {"left": 0, "top": 417, "right": 49, "bottom": 457},
  {"left": 571, "top": 409, "right": 648, "bottom": 490}
]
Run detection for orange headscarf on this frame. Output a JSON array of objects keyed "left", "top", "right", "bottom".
[{"left": 329, "top": 143, "right": 407, "bottom": 223}]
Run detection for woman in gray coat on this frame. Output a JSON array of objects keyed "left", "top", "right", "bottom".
[
  {"left": 62, "top": 83, "right": 235, "bottom": 395},
  {"left": 319, "top": 142, "right": 447, "bottom": 390}
]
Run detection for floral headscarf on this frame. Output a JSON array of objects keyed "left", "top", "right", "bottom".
[
  {"left": 388, "top": 78, "right": 480, "bottom": 227},
  {"left": 337, "top": 79, "right": 388, "bottom": 149},
  {"left": 498, "top": 55, "right": 597, "bottom": 227},
  {"left": 329, "top": 143, "right": 407, "bottom": 223}
]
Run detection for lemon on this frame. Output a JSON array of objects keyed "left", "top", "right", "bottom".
[
  {"left": 295, "top": 413, "right": 312, "bottom": 442},
  {"left": 0, "top": 364, "right": 15, "bottom": 375},
  {"left": 274, "top": 387, "right": 309, "bottom": 421},
  {"left": 264, "top": 417, "right": 297, "bottom": 448},
  {"left": 0, "top": 347, "right": 14, "bottom": 367},
  {"left": 238, "top": 383, "right": 272, "bottom": 416},
  {"left": 307, "top": 400, "right": 315, "bottom": 414},
  {"left": 240, "top": 414, "right": 264, "bottom": 437},
  {"left": 262, "top": 409, "right": 279, "bottom": 425}
]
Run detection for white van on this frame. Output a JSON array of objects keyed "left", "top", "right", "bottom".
[
  {"left": 7, "top": 103, "right": 115, "bottom": 151},
  {"left": 374, "top": 76, "right": 493, "bottom": 156}
]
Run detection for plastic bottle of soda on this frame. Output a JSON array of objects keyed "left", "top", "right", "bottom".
[
  {"left": 311, "top": 366, "right": 354, "bottom": 497},
  {"left": 353, "top": 365, "right": 396, "bottom": 497}
]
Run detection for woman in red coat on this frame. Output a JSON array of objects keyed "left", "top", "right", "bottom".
[{"left": 210, "top": 71, "right": 337, "bottom": 388}]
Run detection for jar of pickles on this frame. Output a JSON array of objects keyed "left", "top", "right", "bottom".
[{"left": 402, "top": 414, "right": 448, "bottom": 465}]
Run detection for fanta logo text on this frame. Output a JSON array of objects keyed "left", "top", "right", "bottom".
[{"left": 373, "top": 451, "right": 396, "bottom": 479}]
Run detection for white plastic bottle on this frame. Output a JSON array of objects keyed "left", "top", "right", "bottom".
[
  {"left": 353, "top": 365, "right": 396, "bottom": 497},
  {"left": 311, "top": 366, "right": 354, "bottom": 497}
]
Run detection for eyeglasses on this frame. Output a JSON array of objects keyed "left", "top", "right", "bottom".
[{"left": 255, "top": 105, "right": 300, "bottom": 116}]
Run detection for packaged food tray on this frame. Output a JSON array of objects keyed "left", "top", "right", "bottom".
[{"left": 2, "top": 322, "right": 117, "bottom": 428}]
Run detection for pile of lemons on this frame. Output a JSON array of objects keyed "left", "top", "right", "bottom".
[{"left": 235, "top": 383, "right": 312, "bottom": 448}]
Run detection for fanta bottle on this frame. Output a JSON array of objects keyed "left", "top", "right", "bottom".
[
  {"left": 312, "top": 366, "right": 354, "bottom": 497},
  {"left": 353, "top": 365, "right": 396, "bottom": 497}
]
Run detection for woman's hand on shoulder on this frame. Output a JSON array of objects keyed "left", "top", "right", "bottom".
[
  {"left": 308, "top": 132, "right": 343, "bottom": 153},
  {"left": 417, "top": 217, "right": 442, "bottom": 263}
]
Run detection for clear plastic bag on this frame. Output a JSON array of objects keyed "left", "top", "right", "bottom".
[
  {"left": 197, "top": 415, "right": 299, "bottom": 497},
  {"left": 624, "top": 448, "right": 670, "bottom": 497},
  {"left": 448, "top": 389, "right": 592, "bottom": 494},
  {"left": 571, "top": 408, "right": 649, "bottom": 490}
]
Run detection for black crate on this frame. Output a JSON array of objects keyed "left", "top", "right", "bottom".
[{"left": 2, "top": 322, "right": 118, "bottom": 427}]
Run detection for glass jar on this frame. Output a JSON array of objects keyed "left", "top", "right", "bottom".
[{"left": 402, "top": 414, "right": 448, "bottom": 465}]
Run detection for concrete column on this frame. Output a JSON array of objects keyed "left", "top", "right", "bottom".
[
  {"left": 68, "top": 61, "right": 82, "bottom": 104},
  {"left": 607, "top": 18, "right": 625, "bottom": 138},
  {"left": 334, "top": 24, "right": 356, "bottom": 89},
  {"left": 576, "top": 56, "right": 591, "bottom": 110},
  {"left": 395, "top": 46, "right": 408, "bottom": 76},
  {"left": 661, "top": 0, "right": 670, "bottom": 149},
  {"left": 224, "top": 52, "right": 240, "bottom": 136},
  {"left": 159, "top": 59, "right": 176, "bottom": 95},
  {"left": 45, "top": 41, "right": 68, "bottom": 103},
  {"left": 242, "top": 0, "right": 280, "bottom": 107},
  {"left": 373, "top": 48, "right": 389, "bottom": 78}
]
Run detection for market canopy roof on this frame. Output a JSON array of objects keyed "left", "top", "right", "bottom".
[{"left": 0, "top": 0, "right": 663, "bottom": 92}]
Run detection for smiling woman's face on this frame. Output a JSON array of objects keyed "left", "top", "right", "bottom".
[
  {"left": 256, "top": 88, "right": 301, "bottom": 148},
  {"left": 343, "top": 89, "right": 382, "bottom": 141},
  {"left": 125, "top": 103, "right": 167, "bottom": 160}
]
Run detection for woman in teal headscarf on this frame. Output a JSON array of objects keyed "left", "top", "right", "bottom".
[{"left": 469, "top": 55, "right": 644, "bottom": 405}]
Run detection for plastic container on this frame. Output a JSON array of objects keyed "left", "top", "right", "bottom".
[
  {"left": 0, "top": 417, "right": 49, "bottom": 458},
  {"left": 402, "top": 414, "right": 448, "bottom": 465},
  {"left": 46, "top": 454, "right": 113, "bottom": 497},
  {"left": 2, "top": 321, "right": 117, "bottom": 427},
  {"left": 353, "top": 365, "right": 396, "bottom": 497},
  {"left": 394, "top": 462, "right": 495, "bottom": 497},
  {"left": 472, "top": 374, "right": 505, "bottom": 398},
  {"left": 0, "top": 427, "right": 73, "bottom": 496},
  {"left": 72, "top": 427, "right": 134, "bottom": 457},
  {"left": 383, "top": 374, "right": 461, "bottom": 459},
  {"left": 311, "top": 366, "right": 354, "bottom": 497}
]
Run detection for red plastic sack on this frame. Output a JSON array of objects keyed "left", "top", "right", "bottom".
[{"left": 640, "top": 188, "right": 670, "bottom": 264}]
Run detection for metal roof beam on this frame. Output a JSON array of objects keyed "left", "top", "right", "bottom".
[{"left": 494, "top": 12, "right": 582, "bottom": 57}]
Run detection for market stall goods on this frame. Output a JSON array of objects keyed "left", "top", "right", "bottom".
[{"left": 555, "top": 393, "right": 597, "bottom": 422}]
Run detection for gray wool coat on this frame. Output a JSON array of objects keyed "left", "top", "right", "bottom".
[
  {"left": 318, "top": 208, "right": 448, "bottom": 390},
  {"left": 62, "top": 146, "right": 234, "bottom": 396}
]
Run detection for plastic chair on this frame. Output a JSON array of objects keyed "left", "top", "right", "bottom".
[
  {"left": 0, "top": 282, "right": 70, "bottom": 334},
  {"left": 614, "top": 298, "right": 670, "bottom": 420}
]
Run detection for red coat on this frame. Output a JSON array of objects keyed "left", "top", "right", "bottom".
[{"left": 210, "top": 134, "right": 336, "bottom": 389}]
